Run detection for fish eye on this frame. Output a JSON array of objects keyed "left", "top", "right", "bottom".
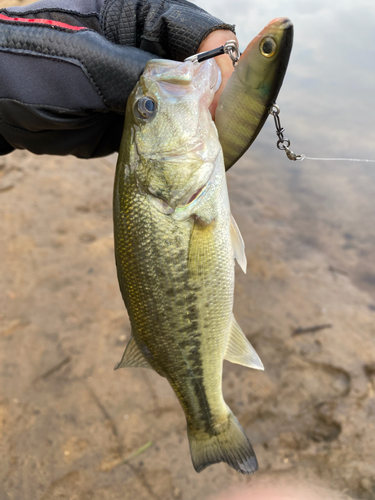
[
  {"left": 260, "top": 37, "right": 277, "bottom": 58},
  {"left": 135, "top": 96, "right": 157, "bottom": 119}
]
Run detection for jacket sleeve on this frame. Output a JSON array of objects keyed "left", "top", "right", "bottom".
[{"left": 0, "top": 0, "right": 235, "bottom": 158}]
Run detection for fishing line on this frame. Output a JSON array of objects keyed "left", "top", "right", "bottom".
[
  {"left": 269, "top": 104, "right": 375, "bottom": 164},
  {"left": 300, "top": 156, "right": 375, "bottom": 163}
]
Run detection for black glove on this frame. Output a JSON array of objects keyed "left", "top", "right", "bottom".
[{"left": 0, "top": 0, "right": 234, "bottom": 158}]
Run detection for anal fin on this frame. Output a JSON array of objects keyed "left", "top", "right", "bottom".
[
  {"left": 224, "top": 315, "right": 264, "bottom": 370},
  {"left": 115, "top": 336, "right": 152, "bottom": 370}
]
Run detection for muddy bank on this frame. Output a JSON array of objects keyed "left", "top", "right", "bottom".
[{"left": 1, "top": 148, "right": 374, "bottom": 500}]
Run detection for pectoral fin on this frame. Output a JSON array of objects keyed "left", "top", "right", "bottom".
[
  {"left": 115, "top": 336, "right": 152, "bottom": 370},
  {"left": 224, "top": 315, "right": 264, "bottom": 370},
  {"left": 188, "top": 218, "right": 215, "bottom": 277},
  {"left": 230, "top": 214, "right": 247, "bottom": 274}
]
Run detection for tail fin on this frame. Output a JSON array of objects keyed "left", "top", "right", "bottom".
[{"left": 187, "top": 411, "right": 258, "bottom": 474}]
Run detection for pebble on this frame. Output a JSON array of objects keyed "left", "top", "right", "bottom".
[
  {"left": 173, "top": 487, "right": 181, "bottom": 499},
  {"left": 360, "top": 478, "right": 372, "bottom": 492}
]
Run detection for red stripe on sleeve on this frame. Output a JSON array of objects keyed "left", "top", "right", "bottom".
[{"left": 0, "top": 13, "right": 87, "bottom": 31}]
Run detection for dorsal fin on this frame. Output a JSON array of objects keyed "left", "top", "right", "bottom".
[
  {"left": 230, "top": 214, "right": 247, "bottom": 273},
  {"left": 115, "top": 336, "right": 152, "bottom": 370},
  {"left": 224, "top": 315, "right": 264, "bottom": 370}
]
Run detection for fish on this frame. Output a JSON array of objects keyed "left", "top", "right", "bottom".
[
  {"left": 113, "top": 57, "right": 263, "bottom": 474},
  {"left": 215, "top": 17, "right": 294, "bottom": 170}
]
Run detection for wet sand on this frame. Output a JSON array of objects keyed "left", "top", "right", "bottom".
[{"left": 1, "top": 147, "right": 374, "bottom": 500}]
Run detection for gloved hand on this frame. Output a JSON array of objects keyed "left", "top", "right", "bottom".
[{"left": 0, "top": 0, "right": 236, "bottom": 158}]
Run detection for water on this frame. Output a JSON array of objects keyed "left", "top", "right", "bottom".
[{"left": 196, "top": 0, "right": 375, "bottom": 300}]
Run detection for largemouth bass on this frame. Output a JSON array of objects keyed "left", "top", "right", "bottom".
[
  {"left": 113, "top": 58, "right": 263, "bottom": 474},
  {"left": 216, "top": 17, "right": 293, "bottom": 170}
]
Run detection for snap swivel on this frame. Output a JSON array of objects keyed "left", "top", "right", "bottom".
[{"left": 184, "top": 40, "right": 239, "bottom": 67}]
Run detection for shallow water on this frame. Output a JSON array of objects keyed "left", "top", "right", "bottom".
[{"left": 196, "top": 0, "right": 375, "bottom": 301}]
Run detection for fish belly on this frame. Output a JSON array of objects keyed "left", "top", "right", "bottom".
[
  {"left": 114, "top": 167, "right": 233, "bottom": 431},
  {"left": 114, "top": 162, "right": 258, "bottom": 474}
]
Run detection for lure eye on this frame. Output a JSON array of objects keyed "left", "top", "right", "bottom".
[
  {"left": 260, "top": 37, "right": 277, "bottom": 58},
  {"left": 135, "top": 96, "right": 157, "bottom": 119}
]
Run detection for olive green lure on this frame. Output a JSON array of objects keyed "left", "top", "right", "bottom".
[{"left": 216, "top": 17, "right": 294, "bottom": 170}]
